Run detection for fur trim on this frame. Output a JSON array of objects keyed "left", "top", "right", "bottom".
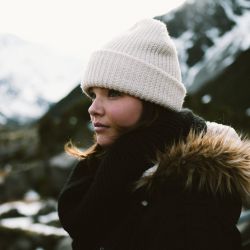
[{"left": 134, "top": 123, "right": 250, "bottom": 199}]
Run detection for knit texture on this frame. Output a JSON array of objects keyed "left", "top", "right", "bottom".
[{"left": 81, "top": 18, "right": 186, "bottom": 111}]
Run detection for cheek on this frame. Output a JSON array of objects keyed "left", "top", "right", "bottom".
[{"left": 110, "top": 102, "right": 143, "bottom": 127}]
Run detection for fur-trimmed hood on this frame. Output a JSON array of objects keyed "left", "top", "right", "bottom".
[{"left": 135, "top": 122, "right": 250, "bottom": 201}]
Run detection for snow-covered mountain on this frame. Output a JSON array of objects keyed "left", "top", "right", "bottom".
[
  {"left": 156, "top": 0, "right": 250, "bottom": 92},
  {"left": 0, "top": 34, "right": 83, "bottom": 125}
]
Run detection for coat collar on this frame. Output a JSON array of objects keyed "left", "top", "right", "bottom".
[{"left": 133, "top": 122, "right": 250, "bottom": 201}]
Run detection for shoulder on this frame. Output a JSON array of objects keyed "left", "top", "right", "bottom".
[{"left": 134, "top": 121, "right": 250, "bottom": 202}]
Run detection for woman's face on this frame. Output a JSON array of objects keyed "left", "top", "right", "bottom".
[{"left": 87, "top": 87, "right": 143, "bottom": 147}]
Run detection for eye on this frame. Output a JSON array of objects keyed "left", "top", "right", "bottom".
[
  {"left": 108, "top": 89, "right": 123, "bottom": 98},
  {"left": 87, "top": 89, "right": 95, "bottom": 100}
]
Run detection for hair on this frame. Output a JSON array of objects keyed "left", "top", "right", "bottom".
[{"left": 64, "top": 100, "right": 169, "bottom": 159}]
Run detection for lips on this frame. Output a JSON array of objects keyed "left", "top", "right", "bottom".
[
  {"left": 93, "top": 123, "right": 109, "bottom": 132},
  {"left": 93, "top": 122, "right": 109, "bottom": 128}
]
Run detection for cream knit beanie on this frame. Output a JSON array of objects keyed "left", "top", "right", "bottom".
[{"left": 81, "top": 18, "right": 186, "bottom": 111}]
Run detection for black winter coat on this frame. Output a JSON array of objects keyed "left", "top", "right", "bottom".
[{"left": 58, "top": 115, "right": 250, "bottom": 250}]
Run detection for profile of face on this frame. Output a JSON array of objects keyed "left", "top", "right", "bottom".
[{"left": 87, "top": 87, "right": 143, "bottom": 147}]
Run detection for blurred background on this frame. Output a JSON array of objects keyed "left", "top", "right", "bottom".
[{"left": 1, "top": 0, "right": 250, "bottom": 249}]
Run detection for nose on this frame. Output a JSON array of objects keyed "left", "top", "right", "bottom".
[{"left": 88, "top": 98, "right": 104, "bottom": 116}]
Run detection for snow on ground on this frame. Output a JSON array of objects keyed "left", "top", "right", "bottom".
[
  {"left": 0, "top": 217, "right": 67, "bottom": 236},
  {"left": 0, "top": 190, "right": 68, "bottom": 236},
  {"left": 49, "top": 151, "right": 77, "bottom": 169},
  {"left": 0, "top": 200, "right": 42, "bottom": 216}
]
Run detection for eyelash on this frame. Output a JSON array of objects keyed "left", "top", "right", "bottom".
[
  {"left": 108, "top": 89, "right": 123, "bottom": 97},
  {"left": 87, "top": 91, "right": 95, "bottom": 99},
  {"left": 88, "top": 89, "right": 123, "bottom": 100}
]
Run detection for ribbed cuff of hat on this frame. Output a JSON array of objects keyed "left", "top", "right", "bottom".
[{"left": 81, "top": 49, "right": 186, "bottom": 111}]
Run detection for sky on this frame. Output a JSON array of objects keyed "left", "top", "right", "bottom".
[{"left": 0, "top": 0, "right": 186, "bottom": 61}]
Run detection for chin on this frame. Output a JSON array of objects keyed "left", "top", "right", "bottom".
[{"left": 97, "top": 137, "right": 115, "bottom": 147}]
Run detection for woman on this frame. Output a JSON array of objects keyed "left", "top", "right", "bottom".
[{"left": 58, "top": 18, "right": 250, "bottom": 250}]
